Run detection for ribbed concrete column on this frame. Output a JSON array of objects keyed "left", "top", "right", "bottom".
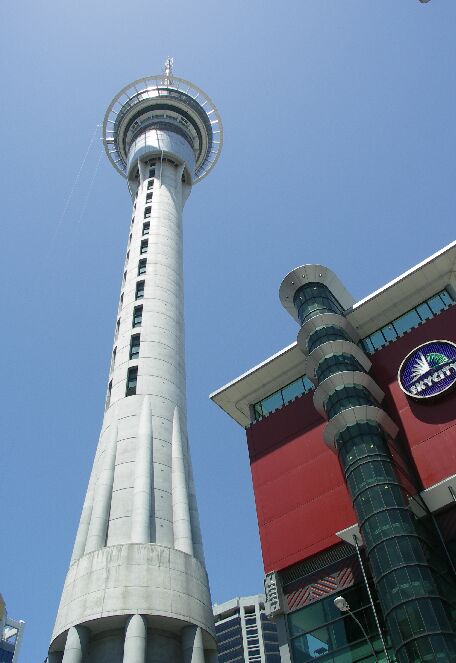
[
  {"left": 172, "top": 407, "right": 193, "bottom": 555},
  {"left": 131, "top": 397, "right": 153, "bottom": 543},
  {"left": 85, "top": 424, "right": 118, "bottom": 553},
  {"left": 123, "top": 614, "right": 147, "bottom": 663},
  {"left": 187, "top": 449, "right": 205, "bottom": 564},
  {"left": 70, "top": 468, "right": 96, "bottom": 563},
  {"left": 62, "top": 626, "right": 88, "bottom": 663},
  {"left": 182, "top": 626, "right": 205, "bottom": 663}
]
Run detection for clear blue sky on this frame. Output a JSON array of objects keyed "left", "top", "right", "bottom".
[{"left": 1, "top": 1, "right": 455, "bottom": 660}]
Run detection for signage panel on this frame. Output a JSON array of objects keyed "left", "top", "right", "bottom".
[{"left": 398, "top": 340, "right": 456, "bottom": 399}]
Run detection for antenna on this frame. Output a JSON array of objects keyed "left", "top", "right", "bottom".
[{"left": 163, "top": 56, "right": 174, "bottom": 86}]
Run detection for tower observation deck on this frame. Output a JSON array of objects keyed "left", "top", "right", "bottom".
[{"left": 48, "top": 61, "right": 222, "bottom": 663}]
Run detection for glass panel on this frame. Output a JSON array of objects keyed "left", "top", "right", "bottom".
[
  {"left": 416, "top": 302, "right": 433, "bottom": 321},
  {"left": 260, "top": 390, "right": 284, "bottom": 415},
  {"left": 393, "top": 309, "right": 421, "bottom": 335},
  {"left": 369, "top": 331, "right": 385, "bottom": 351},
  {"left": 427, "top": 294, "right": 445, "bottom": 315},
  {"left": 253, "top": 403, "right": 263, "bottom": 420},
  {"left": 282, "top": 377, "right": 306, "bottom": 404},
  {"left": 439, "top": 289, "right": 454, "bottom": 306},
  {"left": 381, "top": 324, "right": 397, "bottom": 343}
]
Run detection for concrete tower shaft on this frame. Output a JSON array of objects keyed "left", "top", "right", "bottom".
[{"left": 48, "top": 66, "right": 222, "bottom": 663}]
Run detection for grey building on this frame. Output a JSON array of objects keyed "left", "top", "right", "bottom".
[
  {"left": 47, "top": 60, "right": 223, "bottom": 662},
  {"left": 213, "top": 596, "right": 280, "bottom": 663}
]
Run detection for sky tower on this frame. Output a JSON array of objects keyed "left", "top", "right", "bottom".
[{"left": 48, "top": 60, "right": 223, "bottom": 663}]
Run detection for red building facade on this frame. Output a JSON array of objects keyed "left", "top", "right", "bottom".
[{"left": 212, "top": 242, "right": 456, "bottom": 663}]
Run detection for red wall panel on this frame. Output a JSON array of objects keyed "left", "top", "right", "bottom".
[{"left": 247, "top": 394, "right": 355, "bottom": 573}]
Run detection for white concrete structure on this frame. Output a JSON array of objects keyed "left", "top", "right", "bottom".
[
  {"left": 48, "top": 62, "right": 223, "bottom": 662},
  {"left": 0, "top": 593, "right": 25, "bottom": 663}
]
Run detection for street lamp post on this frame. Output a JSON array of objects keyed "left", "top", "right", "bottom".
[{"left": 334, "top": 596, "right": 379, "bottom": 662}]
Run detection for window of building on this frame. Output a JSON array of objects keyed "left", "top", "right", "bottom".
[
  {"left": 128, "top": 232, "right": 132, "bottom": 246},
  {"left": 147, "top": 179, "right": 154, "bottom": 190},
  {"left": 360, "top": 288, "right": 455, "bottom": 354},
  {"left": 149, "top": 166, "right": 155, "bottom": 179},
  {"left": 126, "top": 366, "right": 138, "bottom": 396},
  {"left": 135, "top": 281, "right": 145, "bottom": 299},
  {"left": 287, "top": 582, "right": 392, "bottom": 663},
  {"left": 132, "top": 305, "right": 143, "bottom": 328},
  {"left": 129, "top": 334, "right": 140, "bottom": 360},
  {"left": 123, "top": 270, "right": 127, "bottom": 283},
  {"left": 131, "top": 217, "right": 135, "bottom": 225},
  {"left": 105, "top": 380, "right": 112, "bottom": 409},
  {"left": 110, "top": 347, "right": 116, "bottom": 373},
  {"left": 115, "top": 318, "right": 120, "bottom": 339},
  {"left": 144, "top": 207, "right": 151, "bottom": 219},
  {"left": 142, "top": 221, "right": 150, "bottom": 236},
  {"left": 146, "top": 192, "right": 153, "bottom": 204},
  {"left": 125, "top": 250, "right": 130, "bottom": 263},
  {"left": 253, "top": 375, "right": 314, "bottom": 421},
  {"left": 138, "top": 258, "right": 147, "bottom": 276},
  {"left": 140, "top": 239, "right": 148, "bottom": 254},
  {"left": 119, "top": 293, "right": 124, "bottom": 311}
]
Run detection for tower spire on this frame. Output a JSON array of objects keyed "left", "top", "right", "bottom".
[{"left": 163, "top": 56, "right": 174, "bottom": 86}]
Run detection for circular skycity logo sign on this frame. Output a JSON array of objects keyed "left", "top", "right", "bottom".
[{"left": 398, "top": 340, "right": 456, "bottom": 399}]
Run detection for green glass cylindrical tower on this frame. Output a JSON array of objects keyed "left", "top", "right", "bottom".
[{"left": 280, "top": 266, "right": 456, "bottom": 663}]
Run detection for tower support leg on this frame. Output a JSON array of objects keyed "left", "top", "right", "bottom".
[
  {"left": 123, "top": 614, "right": 147, "bottom": 663},
  {"left": 182, "top": 626, "right": 205, "bottom": 663},
  {"left": 62, "top": 626, "right": 89, "bottom": 663}
]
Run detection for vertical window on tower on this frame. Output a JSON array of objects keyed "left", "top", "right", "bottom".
[
  {"left": 118, "top": 293, "right": 123, "bottom": 312},
  {"left": 123, "top": 270, "right": 127, "bottom": 283},
  {"left": 129, "top": 334, "right": 140, "bottom": 360},
  {"left": 126, "top": 366, "right": 138, "bottom": 396},
  {"left": 110, "top": 347, "right": 117, "bottom": 373},
  {"left": 142, "top": 221, "right": 150, "bottom": 236},
  {"left": 105, "top": 380, "right": 112, "bottom": 409},
  {"left": 147, "top": 179, "right": 154, "bottom": 190},
  {"left": 128, "top": 232, "right": 132, "bottom": 246},
  {"left": 135, "top": 281, "right": 145, "bottom": 299},
  {"left": 138, "top": 258, "right": 147, "bottom": 276},
  {"left": 149, "top": 165, "right": 155, "bottom": 179},
  {"left": 132, "top": 305, "right": 143, "bottom": 328},
  {"left": 144, "top": 207, "right": 151, "bottom": 219},
  {"left": 140, "top": 239, "right": 148, "bottom": 255},
  {"left": 146, "top": 192, "right": 153, "bottom": 204},
  {"left": 115, "top": 318, "right": 120, "bottom": 339},
  {"left": 125, "top": 250, "right": 130, "bottom": 264}
]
